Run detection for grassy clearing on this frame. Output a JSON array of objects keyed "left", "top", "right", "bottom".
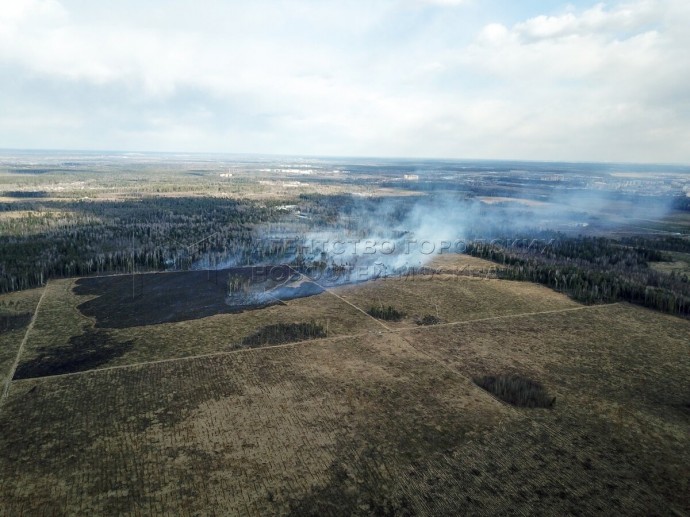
[
  {"left": 17, "top": 279, "right": 96, "bottom": 365},
  {"left": 427, "top": 252, "right": 502, "bottom": 271},
  {"left": 13, "top": 253, "right": 578, "bottom": 373},
  {"left": 2, "top": 276, "right": 689, "bottom": 514},
  {"left": 650, "top": 251, "right": 690, "bottom": 276},
  {"left": 2, "top": 305, "right": 687, "bottom": 514},
  {"left": 334, "top": 273, "right": 579, "bottom": 328},
  {"left": 17, "top": 270, "right": 577, "bottom": 374},
  {"left": 108, "top": 290, "right": 381, "bottom": 365},
  {"left": 16, "top": 279, "right": 381, "bottom": 372},
  {"left": 402, "top": 303, "right": 690, "bottom": 419}
]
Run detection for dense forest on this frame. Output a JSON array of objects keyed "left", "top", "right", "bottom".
[
  {"left": 0, "top": 193, "right": 400, "bottom": 294},
  {"left": 0, "top": 192, "right": 410, "bottom": 293},
  {"left": 467, "top": 235, "right": 690, "bottom": 317},
  {"left": 0, "top": 197, "right": 285, "bottom": 293},
  {"left": 2, "top": 188, "right": 690, "bottom": 323}
]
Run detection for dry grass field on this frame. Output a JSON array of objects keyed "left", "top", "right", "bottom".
[
  {"left": 13, "top": 254, "right": 570, "bottom": 375},
  {"left": 400, "top": 304, "right": 690, "bottom": 513},
  {"left": 334, "top": 276, "right": 579, "bottom": 329},
  {"left": 14, "top": 276, "right": 383, "bottom": 374},
  {"left": 0, "top": 268, "right": 688, "bottom": 515}
]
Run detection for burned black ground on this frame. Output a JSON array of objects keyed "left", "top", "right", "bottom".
[{"left": 13, "top": 330, "right": 134, "bottom": 379}]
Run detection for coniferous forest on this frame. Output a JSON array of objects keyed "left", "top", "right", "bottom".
[
  {"left": 2, "top": 158, "right": 689, "bottom": 323},
  {"left": 467, "top": 235, "right": 690, "bottom": 317}
]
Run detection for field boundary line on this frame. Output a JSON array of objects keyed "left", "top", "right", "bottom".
[
  {"left": 1, "top": 281, "right": 49, "bottom": 404},
  {"left": 395, "top": 302, "right": 621, "bottom": 332},
  {"left": 391, "top": 330, "right": 522, "bottom": 414},
  {"left": 286, "top": 265, "right": 392, "bottom": 331},
  {"left": 9, "top": 331, "right": 376, "bottom": 383},
  {"left": 53, "top": 267, "right": 246, "bottom": 282},
  {"left": 7, "top": 302, "right": 622, "bottom": 384}
]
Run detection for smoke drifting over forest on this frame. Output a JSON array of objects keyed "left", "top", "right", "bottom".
[
  {"left": 199, "top": 189, "right": 673, "bottom": 267},
  {"left": 194, "top": 187, "right": 677, "bottom": 306}
]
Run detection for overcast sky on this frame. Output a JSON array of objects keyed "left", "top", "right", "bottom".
[{"left": 1, "top": 0, "right": 689, "bottom": 163}]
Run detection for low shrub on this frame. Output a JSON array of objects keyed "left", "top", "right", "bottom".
[
  {"left": 473, "top": 374, "right": 555, "bottom": 408},
  {"left": 415, "top": 314, "right": 440, "bottom": 326},
  {"left": 241, "top": 321, "right": 326, "bottom": 347},
  {"left": 367, "top": 306, "right": 405, "bottom": 321}
]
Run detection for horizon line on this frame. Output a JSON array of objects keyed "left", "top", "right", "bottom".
[{"left": 1, "top": 147, "right": 690, "bottom": 169}]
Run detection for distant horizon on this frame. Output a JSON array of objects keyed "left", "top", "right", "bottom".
[{"left": 2, "top": 147, "right": 690, "bottom": 170}]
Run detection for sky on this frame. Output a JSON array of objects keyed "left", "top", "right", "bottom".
[{"left": 0, "top": 0, "right": 689, "bottom": 163}]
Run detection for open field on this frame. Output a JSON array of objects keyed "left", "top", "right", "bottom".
[
  {"left": 611, "top": 211, "right": 690, "bottom": 235},
  {"left": 0, "top": 160, "right": 417, "bottom": 203},
  {"left": 399, "top": 303, "right": 690, "bottom": 513},
  {"left": 1, "top": 333, "right": 511, "bottom": 515},
  {"left": 13, "top": 275, "right": 382, "bottom": 376},
  {"left": 0, "top": 271, "right": 688, "bottom": 515},
  {"left": 333, "top": 275, "right": 579, "bottom": 329},
  {"left": 13, "top": 260, "right": 580, "bottom": 377}
]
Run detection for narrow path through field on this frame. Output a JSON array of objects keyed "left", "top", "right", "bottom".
[
  {"left": 8, "top": 302, "right": 619, "bottom": 384},
  {"left": 1, "top": 281, "right": 49, "bottom": 404},
  {"left": 395, "top": 302, "right": 620, "bottom": 332},
  {"left": 10, "top": 332, "right": 373, "bottom": 382},
  {"left": 286, "top": 265, "right": 392, "bottom": 331}
]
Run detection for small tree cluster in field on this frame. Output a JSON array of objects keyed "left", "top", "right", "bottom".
[
  {"left": 415, "top": 314, "right": 440, "bottom": 326},
  {"left": 241, "top": 321, "right": 326, "bottom": 347},
  {"left": 0, "top": 313, "right": 32, "bottom": 334},
  {"left": 473, "top": 374, "right": 555, "bottom": 408},
  {"left": 367, "top": 306, "right": 405, "bottom": 321}
]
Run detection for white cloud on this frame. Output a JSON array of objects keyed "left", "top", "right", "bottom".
[
  {"left": 513, "top": 1, "right": 659, "bottom": 41},
  {"left": 418, "top": 0, "right": 467, "bottom": 6},
  {"left": 0, "top": 0, "right": 689, "bottom": 162},
  {"left": 478, "top": 23, "right": 510, "bottom": 45},
  {"left": 0, "top": 0, "right": 66, "bottom": 29},
  {"left": 454, "top": 0, "right": 690, "bottom": 162}
]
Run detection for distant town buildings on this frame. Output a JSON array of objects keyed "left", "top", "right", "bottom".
[{"left": 403, "top": 174, "right": 419, "bottom": 181}]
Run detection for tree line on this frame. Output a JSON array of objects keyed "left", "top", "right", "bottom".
[
  {"left": 467, "top": 235, "right": 690, "bottom": 318},
  {"left": 0, "top": 197, "right": 282, "bottom": 293}
]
